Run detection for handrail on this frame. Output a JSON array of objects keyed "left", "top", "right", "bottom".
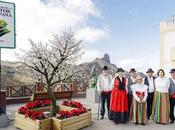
[{"left": 1, "top": 82, "right": 87, "bottom": 97}]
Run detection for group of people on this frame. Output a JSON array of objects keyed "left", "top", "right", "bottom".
[{"left": 96, "top": 66, "right": 175, "bottom": 125}]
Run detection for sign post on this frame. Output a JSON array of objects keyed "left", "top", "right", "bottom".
[
  {"left": 0, "top": 1, "right": 15, "bottom": 126},
  {"left": 0, "top": 1, "right": 16, "bottom": 48}
]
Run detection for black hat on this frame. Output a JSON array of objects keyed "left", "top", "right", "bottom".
[
  {"left": 117, "top": 68, "right": 124, "bottom": 73},
  {"left": 102, "top": 66, "right": 108, "bottom": 70},
  {"left": 129, "top": 68, "right": 136, "bottom": 73},
  {"left": 146, "top": 68, "right": 154, "bottom": 73},
  {"left": 170, "top": 69, "right": 175, "bottom": 73}
]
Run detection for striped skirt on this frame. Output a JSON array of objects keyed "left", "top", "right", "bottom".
[
  {"left": 151, "top": 91, "right": 170, "bottom": 124},
  {"left": 130, "top": 98, "right": 147, "bottom": 124}
]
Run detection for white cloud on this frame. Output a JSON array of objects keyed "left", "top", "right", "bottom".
[
  {"left": 76, "top": 27, "right": 109, "bottom": 44},
  {"left": 2, "top": 0, "right": 109, "bottom": 61},
  {"left": 117, "top": 58, "right": 148, "bottom": 72},
  {"left": 78, "top": 49, "right": 104, "bottom": 64}
]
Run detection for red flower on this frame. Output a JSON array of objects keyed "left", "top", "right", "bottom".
[
  {"left": 58, "top": 107, "right": 87, "bottom": 119},
  {"left": 25, "top": 110, "right": 32, "bottom": 118},
  {"left": 30, "top": 111, "right": 45, "bottom": 120},
  {"left": 74, "top": 102, "right": 83, "bottom": 108},
  {"left": 78, "top": 107, "right": 87, "bottom": 114},
  {"left": 24, "top": 109, "right": 45, "bottom": 120},
  {"left": 26, "top": 102, "right": 35, "bottom": 109},
  {"left": 26, "top": 100, "right": 42, "bottom": 109},
  {"left": 58, "top": 110, "right": 70, "bottom": 119},
  {"left": 62, "top": 100, "right": 83, "bottom": 109},
  {"left": 44, "top": 99, "right": 51, "bottom": 106},
  {"left": 18, "top": 106, "right": 28, "bottom": 114},
  {"left": 33, "top": 100, "right": 42, "bottom": 107},
  {"left": 18, "top": 100, "right": 47, "bottom": 120}
]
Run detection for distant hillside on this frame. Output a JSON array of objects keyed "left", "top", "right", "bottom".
[
  {"left": 80, "top": 53, "right": 118, "bottom": 77},
  {"left": 1, "top": 61, "right": 35, "bottom": 86},
  {"left": 1, "top": 53, "right": 118, "bottom": 86},
  {"left": 1, "top": 54, "right": 145, "bottom": 86}
]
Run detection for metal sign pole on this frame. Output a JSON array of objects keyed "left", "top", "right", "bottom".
[
  {"left": 0, "top": 1, "right": 16, "bottom": 127},
  {"left": 0, "top": 48, "right": 1, "bottom": 104}
]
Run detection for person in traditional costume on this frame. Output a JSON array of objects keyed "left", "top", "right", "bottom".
[
  {"left": 110, "top": 68, "right": 128, "bottom": 124},
  {"left": 130, "top": 75, "right": 148, "bottom": 125},
  {"left": 97, "top": 66, "right": 113, "bottom": 120},
  {"left": 151, "top": 69, "right": 170, "bottom": 124},
  {"left": 144, "top": 68, "right": 156, "bottom": 119},
  {"left": 127, "top": 68, "right": 137, "bottom": 115},
  {"left": 169, "top": 69, "right": 175, "bottom": 123}
]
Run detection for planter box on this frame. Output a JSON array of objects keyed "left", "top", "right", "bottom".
[
  {"left": 15, "top": 105, "right": 92, "bottom": 130},
  {"left": 15, "top": 113, "right": 52, "bottom": 130},
  {"left": 53, "top": 111, "right": 91, "bottom": 130}
]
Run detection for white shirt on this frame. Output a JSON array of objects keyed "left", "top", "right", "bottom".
[
  {"left": 172, "top": 78, "right": 175, "bottom": 84},
  {"left": 147, "top": 76, "right": 155, "bottom": 93},
  {"left": 131, "top": 83, "right": 148, "bottom": 102},
  {"left": 97, "top": 74, "right": 113, "bottom": 92},
  {"left": 131, "top": 77, "right": 136, "bottom": 84},
  {"left": 155, "top": 77, "right": 170, "bottom": 93}
]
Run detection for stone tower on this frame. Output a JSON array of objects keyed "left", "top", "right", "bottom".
[{"left": 160, "top": 16, "right": 175, "bottom": 74}]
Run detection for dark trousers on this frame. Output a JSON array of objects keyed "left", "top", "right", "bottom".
[
  {"left": 100, "top": 92, "right": 111, "bottom": 116},
  {"left": 128, "top": 93, "right": 133, "bottom": 114},
  {"left": 147, "top": 92, "right": 154, "bottom": 119},
  {"left": 170, "top": 97, "right": 175, "bottom": 122}
]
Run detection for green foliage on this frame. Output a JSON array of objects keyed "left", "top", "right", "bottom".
[
  {"left": 0, "top": 20, "right": 10, "bottom": 37},
  {"left": 89, "top": 69, "right": 97, "bottom": 88}
]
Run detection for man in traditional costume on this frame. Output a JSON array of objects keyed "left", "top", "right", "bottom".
[
  {"left": 144, "top": 68, "right": 156, "bottom": 119},
  {"left": 169, "top": 69, "right": 175, "bottom": 123},
  {"left": 97, "top": 66, "right": 113, "bottom": 120},
  {"left": 110, "top": 68, "right": 128, "bottom": 124},
  {"left": 130, "top": 76, "right": 148, "bottom": 125},
  {"left": 127, "top": 68, "right": 137, "bottom": 114}
]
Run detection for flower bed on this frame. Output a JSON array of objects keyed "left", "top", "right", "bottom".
[
  {"left": 53, "top": 100, "right": 91, "bottom": 130},
  {"left": 15, "top": 99, "right": 52, "bottom": 130},
  {"left": 62, "top": 100, "right": 83, "bottom": 108},
  {"left": 15, "top": 113, "right": 51, "bottom": 130},
  {"left": 25, "top": 99, "right": 51, "bottom": 109},
  {"left": 53, "top": 111, "right": 91, "bottom": 130},
  {"left": 15, "top": 100, "right": 92, "bottom": 130}
]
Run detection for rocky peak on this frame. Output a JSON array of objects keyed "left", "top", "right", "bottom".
[{"left": 101, "top": 53, "right": 110, "bottom": 63}]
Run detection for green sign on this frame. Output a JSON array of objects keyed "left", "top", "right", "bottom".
[{"left": 0, "top": 1, "right": 15, "bottom": 48}]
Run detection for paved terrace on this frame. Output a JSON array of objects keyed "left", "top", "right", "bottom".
[{"left": 1, "top": 97, "right": 175, "bottom": 130}]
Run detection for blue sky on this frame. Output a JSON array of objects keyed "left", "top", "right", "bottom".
[
  {"left": 2, "top": 0, "right": 175, "bottom": 72},
  {"left": 84, "top": 0, "right": 175, "bottom": 71}
]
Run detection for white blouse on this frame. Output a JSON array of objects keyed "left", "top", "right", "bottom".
[
  {"left": 96, "top": 74, "right": 113, "bottom": 92},
  {"left": 131, "top": 83, "right": 148, "bottom": 102},
  {"left": 155, "top": 77, "right": 170, "bottom": 93}
]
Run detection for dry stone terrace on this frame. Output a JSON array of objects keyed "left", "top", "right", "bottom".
[{"left": 1, "top": 97, "right": 175, "bottom": 130}]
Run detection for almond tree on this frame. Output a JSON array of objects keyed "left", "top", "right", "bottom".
[{"left": 18, "top": 31, "right": 83, "bottom": 117}]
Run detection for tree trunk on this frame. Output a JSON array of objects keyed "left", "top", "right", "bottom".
[{"left": 47, "top": 85, "right": 57, "bottom": 117}]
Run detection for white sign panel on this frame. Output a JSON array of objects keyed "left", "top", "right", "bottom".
[{"left": 0, "top": 1, "right": 15, "bottom": 48}]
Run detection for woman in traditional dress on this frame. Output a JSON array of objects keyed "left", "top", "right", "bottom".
[
  {"left": 151, "top": 69, "right": 170, "bottom": 124},
  {"left": 130, "top": 76, "right": 148, "bottom": 125},
  {"left": 109, "top": 68, "right": 128, "bottom": 124}
]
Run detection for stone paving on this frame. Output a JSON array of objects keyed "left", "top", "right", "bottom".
[{"left": 1, "top": 98, "right": 175, "bottom": 130}]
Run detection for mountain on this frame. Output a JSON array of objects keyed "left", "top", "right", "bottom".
[
  {"left": 1, "top": 61, "right": 35, "bottom": 86},
  {"left": 80, "top": 53, "right": 117, "bottom": 77},
  {"left": 1, "top": 54, "right": 145, "bottom": 86},
  {"left": 1, "top": 53, "right": 117, "bottom": 86}
]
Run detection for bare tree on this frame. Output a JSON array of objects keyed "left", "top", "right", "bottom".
[{"left": 18, "top": 31, "right": 83, "bottom": 117}]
